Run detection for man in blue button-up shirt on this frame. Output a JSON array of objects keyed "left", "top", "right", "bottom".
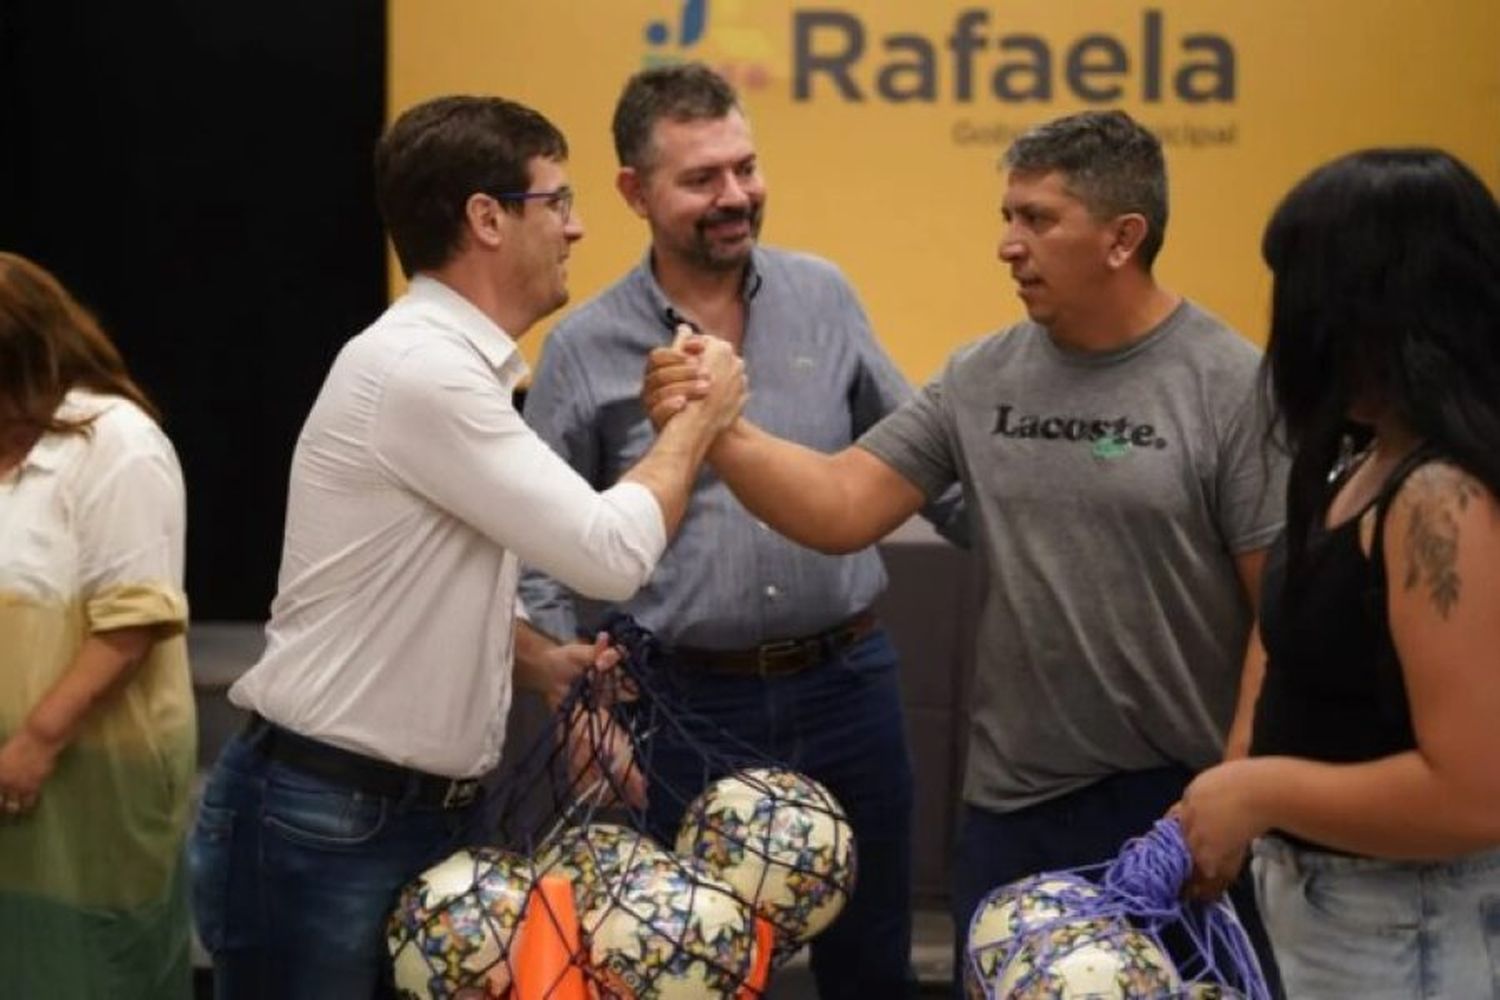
[{"left": 519, "top": 63, "right": 962, "bottom": 1000}]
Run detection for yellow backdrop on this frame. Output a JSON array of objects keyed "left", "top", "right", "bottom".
[{"left": 390, "top": 0, "right": 1500, "bottom": 382}]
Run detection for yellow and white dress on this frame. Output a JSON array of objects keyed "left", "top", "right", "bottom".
[{"left": 0, "top": 390, "right": 194, "bottom": 999}]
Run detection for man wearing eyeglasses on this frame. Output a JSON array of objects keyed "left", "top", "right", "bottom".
[
  {"left": 188, "top": 95, "right": 746, "bottom": 998},
  {"left": 519, "top": 64, "right": 964, "bottom": 1000}
]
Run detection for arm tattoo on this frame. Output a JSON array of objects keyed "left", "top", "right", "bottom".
[{"left": 1400, "top": 467, "right": 1481, "bottom": 619}]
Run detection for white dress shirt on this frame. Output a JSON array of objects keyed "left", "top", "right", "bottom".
[
  {"left": 230, "top": 275, "right": 667, "bottom": 777},
  {"left": 0, "top": 390, "right": 194, "bottom": 908}
]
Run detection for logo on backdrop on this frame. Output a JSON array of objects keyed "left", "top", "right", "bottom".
[
  {"left": 645, "top": 0, "right": 707, "bottom": 48},
  {"left": 791, "top": 7, "right": 1239, "bottom": 153},
  {"left": 791, "top": 9, "right": 1235, "bottom": 105},
  {"left": 642, "top": 0, "right": 773, "bottom": 92},
  {"left": 645, "top": 3, "right": 1242, "bottom": 150},
  {"left": 641, "top": 4, "right": 1240, "bottom": 152}
]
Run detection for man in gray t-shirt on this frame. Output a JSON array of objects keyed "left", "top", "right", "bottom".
[
  {"left": 645, "top": 109, "right": 1286, "bottom": 989},
  {"left": 861, "top": 300, "right": 1277, "bottom": 817}
]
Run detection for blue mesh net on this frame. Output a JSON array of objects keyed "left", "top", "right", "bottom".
[
  {"left": 964, "top": 818, "right": 1272, "bottom": 1000},
  {"left": 386, "top": 614, "right": 857, "bottom": 999}
]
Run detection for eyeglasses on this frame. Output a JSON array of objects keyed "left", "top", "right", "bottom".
[{"left": 494, "top": 186, "right": 575, "bottom": 223}]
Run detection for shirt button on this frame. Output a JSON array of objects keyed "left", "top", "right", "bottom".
[{"left": 764, "top": 584, "right": 779, "bottom": 599}]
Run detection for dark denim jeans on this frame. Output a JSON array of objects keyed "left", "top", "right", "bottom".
[
  {"left": 188, "top": 729, "right": 483, "bottom": 999},
  {"left": 952, "top": 766, "right": 1283, "bottom": 998},
  {"left": 642, "top": 628, "right": 916, "bottom": 1000}
]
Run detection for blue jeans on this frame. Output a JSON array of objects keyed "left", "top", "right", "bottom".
[
  {"left": 641, "top": 628, "right": 915, "bottom": 1000},
  {"left": 188, "top": 729, "right": 484, "bottom": 999},
  {"left": 1254, "top": 835, "right": 1500, "bottom": 999},
  {"left": 952, "top": 766, "right": 1283, "bottom": 998}
]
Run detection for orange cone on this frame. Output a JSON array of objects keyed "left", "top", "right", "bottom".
[
  {"left": 736, "top": 916, "right": 776, "bottom": 1000},
  {"left": 514, "top": 874, "right": 587, "bottom": 1000}
]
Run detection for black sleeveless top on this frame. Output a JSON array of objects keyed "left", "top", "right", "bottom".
[{"left": 1250, "top": 447, "right": 1441, "bottom": 765}]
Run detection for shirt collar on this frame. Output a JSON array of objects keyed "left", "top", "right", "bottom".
[
  {"left": 0, "top": 437, "right": 58, "bottom": 486},
  {"left": 23, "top": 434, "right": 69, "bottom": 474},
  {"left": 405, "top": 274, "right": 530, "bottom": 387},
  {"left": 630, "top": 247, "right": 765, "bottom": 339},
  {"left": 9, "top": 390, "right": 113, "bottom": 478}
]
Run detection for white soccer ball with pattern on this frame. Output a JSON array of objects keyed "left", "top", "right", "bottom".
[{"left": 675, "top": 768, "right": 856, "bottom": 946}]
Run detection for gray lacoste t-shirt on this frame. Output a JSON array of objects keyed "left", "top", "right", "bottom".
[{"left": 859, "top": 301, "right": 1286, "bottom": 812}]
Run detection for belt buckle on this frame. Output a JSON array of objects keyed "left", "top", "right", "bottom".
[
  {"left": 442, "top": 778, "right": 480, "bottom": 809},
  {"left": 756, "top": 638, "right": 804, "bottom": 675}
]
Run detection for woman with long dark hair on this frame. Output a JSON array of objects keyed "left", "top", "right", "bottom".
[
  {"left": 0, "top": 252, "right": 194, "bottom": 998},
  {"left": 1179, "top": 149, "right": 1500, "bottom": 997}
]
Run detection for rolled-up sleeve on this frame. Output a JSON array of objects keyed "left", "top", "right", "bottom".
[
  {"left": 371, "top": 345, "right": 667, "bottom": 601},
  {"left": 75, "top": 420, "right": 189, "bottom": 637}
]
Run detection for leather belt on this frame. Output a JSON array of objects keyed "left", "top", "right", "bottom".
[
  {"left": 668, "top": 611, "right": 879, "bottom": 677},
  {"left": 242, "top": 713, "right": 481, "bottom": 810}
]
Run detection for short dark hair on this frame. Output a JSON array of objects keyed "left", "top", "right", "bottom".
[
  {"left": 1263, "top": 147, "right": 1500, "bottom": 579},
  {"left": 374, "top": 95, "right": 568, "bottom": 277},
  {"left": 612, "top": 62, "right": 739, "bottom": 171},
  {"left": 1004, "top": 110, "right": 1168, "bottom": 268}
]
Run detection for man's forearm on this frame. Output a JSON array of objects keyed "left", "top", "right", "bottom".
[
  {"left": 512, "top": 620, "right": 559, "bottom": 698},
  {"left": 709, "top": 419, "right": 923, "bottom": 554},
  {"left": 620, "top": 407, "right": 720, "bottom": 538},
  {"left": 1225, "top": 549, "right": 1271, "bottom": 760},
  {"left": 1223, "top": 627, "right": 1266, "bottom": 760},
  {"left": 709, "top": 420, "right": 850, "bottom": 549}
]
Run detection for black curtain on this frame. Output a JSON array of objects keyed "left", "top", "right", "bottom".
[{"left": 0, "top": 0, "right": 388, "bottom": 619}]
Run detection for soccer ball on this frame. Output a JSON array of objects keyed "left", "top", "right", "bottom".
[
  {"left": 581, "top": 852, "right": 759, "bottom": 999},
  {"left": 536, "top": 822, "right": 670, "bottom": 915},
  {"left": 965, "top": 874, "right": 1102, "bottom": 999},
  {"left": 387, "top": 847, "right": 534, "bottom": 999},
  {"left": 675, "top": 768, "right": 855, "bottom": 945},
  {"left": 994, "top": 918, "right": 1181, "bottom": 1000}
]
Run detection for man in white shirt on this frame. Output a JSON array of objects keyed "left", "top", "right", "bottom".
[{"left": 187, "top": 95, "right": 744, "bottom": 999}]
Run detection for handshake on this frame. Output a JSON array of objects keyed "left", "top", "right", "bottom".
[{"left": 640, "top": 324, "right": 748, "bottom": 435}]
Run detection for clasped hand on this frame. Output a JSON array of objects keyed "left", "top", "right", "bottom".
[
  {"left": 1176, "top": 758, "right": 1272, "bottom": 900},
  {"left": 642, "top": 326, "right": 747, "bottom": 432}
]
